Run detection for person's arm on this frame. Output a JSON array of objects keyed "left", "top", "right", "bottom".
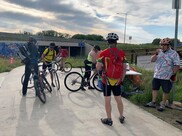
[
  {"left": 41, "top": 49, "right": 47, "bottom": 63},
  {"left": 151, "top": 49, "right": 160, "bottom": 62},
  {"left": 173, "top": 65, "right": 180, "bottom": 74},
  {"left": 53, "top": 50, "right": 57, "bottom": 61},
  {"left": 96, "top": 57, "right": 103, "bottom": 71},
  {"left": 90, "top": 52, "right": 97, "bottom": 64}
]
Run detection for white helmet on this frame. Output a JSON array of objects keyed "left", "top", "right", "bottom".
[{"left": 106, "top": 33, "right": 119, "bottom": 41}]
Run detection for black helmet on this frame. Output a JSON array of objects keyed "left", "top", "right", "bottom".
[
  {"left": 50, "top": 42, "right": 55, "bottom": 47},
  {"left": 29, "top": 36, "right": 37, "bottom": 43},
  {"left": 94, "top": 45, "right": 101, "bottom": 51}
]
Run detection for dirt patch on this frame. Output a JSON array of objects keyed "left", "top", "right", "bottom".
[{"left": 141, "top": 106, "right": 182, "bottom": 130}]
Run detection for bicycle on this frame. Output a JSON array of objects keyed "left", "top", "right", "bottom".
[
  {"left": 29, "top": 63, "right": 47, "bottom": 103},
  {"left": 39, "top": 61, "right": 60, "bottom": 90},
  {"left": 64, "top": 66, "right": 102, "bottom": 92},
  {"left": 55, "top": 57, "right": 72, "bottom": 73},
  {"left": 21, "top": 63, "right": 52, "bottom": 93}
]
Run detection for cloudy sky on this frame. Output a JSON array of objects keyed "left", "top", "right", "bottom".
[{"left": 0, "top": 0, "right": 182, "bottom": 44}]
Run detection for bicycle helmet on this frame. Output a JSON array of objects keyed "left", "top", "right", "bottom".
[
  {"left": 94, "top": 45, "right": 101, "bottom": 51},
  {"left": 29, "top": 36, "right": 37, "bottom": 44},
  {"left": 160, "top": 38, "right": 171, "bottom": 45},
  {"left": 106, "top": 33, "right": 119, "bottom": 41},
  {"left": 50, "top": 42, "right": 55, "bottom": 48}
]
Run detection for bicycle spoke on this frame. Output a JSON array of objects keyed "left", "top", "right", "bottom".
[{"left": 64, "top": 72, "right": 83, "bottom": 92}]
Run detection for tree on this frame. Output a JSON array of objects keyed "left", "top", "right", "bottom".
[
  {"left": 152, "top": 38, "right": 161, "bottom": 45},
  {"left": 171, "top": 38, "right": 181, "bottom": 48},
  {"left": 71, "top": 34, "right": 105, "bottom": 41}
]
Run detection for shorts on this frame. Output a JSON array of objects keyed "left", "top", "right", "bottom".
[
  {"left": 152, "top": 78, "right": 172, "bottom": 93},
  {"left": 43, "top": 61, "right": 52, "bottom": 71},
  {"left": 102, "top": 84, "right": 121, "bottom": 96}
]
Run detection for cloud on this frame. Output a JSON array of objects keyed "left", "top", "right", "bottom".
[{"left": 0, "top": 0, "right": 181, "bottom": 43}]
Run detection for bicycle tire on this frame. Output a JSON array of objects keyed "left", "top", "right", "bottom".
[
  {"left": 34, "top": 80, "right": 46, "bottom": 104},
  {"left": 64, "top": 72, "right": 83, "bottom": 92},
  {"left": 42, "top": 76, "right": 52, "bottom": 93},
  {"left": 92, "top": 74, "right": 103, "bottom": 92},
  {"left": 53, "top": 70, "right": 60, "bottom": 90},
  {"left": 55, "top": 63, "right": 59, "bottom": 71},
  {"left": 21, "top": 73, "right": 34, "bottom": 89},
  {"left": 63, "top": 62, "right": 72, "bottom": 73}
]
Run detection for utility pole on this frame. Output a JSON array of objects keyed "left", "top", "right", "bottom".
[
  {"left": 117, "top": 12, "right": 128, "bottom": 44},
  {"left": 172, "top": 0, "right": 181, "bottom": 103}
]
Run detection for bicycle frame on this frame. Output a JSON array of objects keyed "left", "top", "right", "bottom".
[{"left": 79, "top": 67, "right": 98, "bottom": 87}]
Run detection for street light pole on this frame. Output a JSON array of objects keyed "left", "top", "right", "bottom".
[
  {"left": 123, "top": 13, "right": 127, "bottom": 44},
  {"left": 117, "top": 12, "right": 128, "bottom": 44}
]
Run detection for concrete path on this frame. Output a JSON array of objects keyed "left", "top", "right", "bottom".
[{"left": 0, "top": 66, "right": 181, "bottom": 136}]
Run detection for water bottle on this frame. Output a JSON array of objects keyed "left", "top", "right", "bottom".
[{"left": 98, "top": 77, "right": 103, "bottom": 90}]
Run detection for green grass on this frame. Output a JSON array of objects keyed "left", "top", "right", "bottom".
[
  {"left": 127, "top": 66, "right": 182, "bottom": 105},
  {"left": 0, "top": 57, "right": 22, "bottom": 72}
]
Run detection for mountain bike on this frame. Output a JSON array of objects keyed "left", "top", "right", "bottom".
[
  {"left": 64, "top": 67, "right": 102, "bottom": 92},
  {"left": 50, "top": 61, "right": 60, "bottom": 90},
  {"left": 21, "top": 63, "right": 52, "bottom": 93},
  {"left": 39, "top": 61, "right": 60, "bottom": 90},
  {"left": 29, "top": 64, "right": 46, "bottom": 103}
]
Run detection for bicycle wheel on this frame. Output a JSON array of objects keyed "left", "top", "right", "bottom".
[
  {"left": 63, "top": 62, "right": 72, "bottom": 73},
  {"left": 53, "top": 70, "right": 60, "bottom": 90},
  {"left": 21, "top": 73, "right": 34, "bottom": 89},
  {"left": 55, "top": 63, "right": 59, "bottom": 71},
  {"left": 64, "top": 72, "right": 83, "bottom": 92},
  {"left": 34, "top": 80, "right": 46, "bottom": 104},
  {"left": 42, "top": 76, "right": 52, "bottom": 93},
  {"left": 92, "top": 74, "right": 103, "bottom": 92}
]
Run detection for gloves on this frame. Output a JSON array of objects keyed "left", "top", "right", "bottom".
[{"left": 170, "top": 74, "right": 177, "bottom": 82}]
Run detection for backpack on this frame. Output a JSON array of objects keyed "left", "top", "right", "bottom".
[
  {"left": 105, "top": 48, "right": 125, "bottom": 85},
  {"left": 17, "top": 44, "right": 31, "bottom": 64},
  {"left": 44, "top": 48, "right": 55, "bottom": 60}
]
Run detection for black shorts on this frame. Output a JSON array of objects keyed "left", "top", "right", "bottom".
[
  {"left": 42, "top": 61, "right": 52, "bottom": 71},
  {"left": 152, "top": 78, "right": 173, "bottom": 93},
  {"left": 103, "top": 84, "right": 121, "bottom": 96}
]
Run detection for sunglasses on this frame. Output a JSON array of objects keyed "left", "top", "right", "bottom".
[{"left": 160, "top": 44, "right": 169, "bottom": 46}]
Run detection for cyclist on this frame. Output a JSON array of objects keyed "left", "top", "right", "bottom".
[
  {"left": 81, "top": 45, "right": 101, "bottom": 91},
  {"left": 96, "top": 33, "right": 126, "bottom": 126},
  {"left": 56, "top": 46, "right": 69, "bottom": 70},
  {"left": 145, "top": 38, "right": 180, "bottom": 111},
  {"left": 41, "top": 42, "right": 57, "bottom": 87},
  {"left": 22, "top": 37, "right": 39, "bottom": 96}
]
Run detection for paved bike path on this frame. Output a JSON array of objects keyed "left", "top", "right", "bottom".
[{"left": 0, "top": 66, "right": 181, "bottom": 136}]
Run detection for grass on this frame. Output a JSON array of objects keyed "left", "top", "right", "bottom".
[
  {"left": 0, "top": 57, "right": 22, "bottom": 72},
  {"left": 126, "top": 66, "right": 182, "bottom": 130}
]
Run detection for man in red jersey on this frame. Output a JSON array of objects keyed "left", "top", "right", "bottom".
[{"left": 96, "top": 33, "right": 126, "bottom": 126}]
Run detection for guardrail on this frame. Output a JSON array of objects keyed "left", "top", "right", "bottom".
[{"left": 126, "top": 49, "right": 182, "bottom": 70}]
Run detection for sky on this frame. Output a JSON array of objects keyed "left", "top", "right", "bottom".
[{"left": 0, "top": 0, "right": 182, "bottom": 44}]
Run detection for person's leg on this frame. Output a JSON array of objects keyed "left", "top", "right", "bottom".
[
  {"left": 101, "top": 84, "right": 113, "bottom": 126},
  {"left": 152, "top": 90, "right": 158, "bottom": 102},
  {"left": 145, "top": 78, "right": 160, "bottom": 107},
  {"left": 104, "top": 96, "right": 112, "bottom": 119},
  {"left": 113, "top": 85, "right": 125, "bottom": 123},
  {"left": 22, "top": 64, "right": 31, "bottom": 96},
  {"left": 162, "top": 92, "right": 169, "bottom": 104},
  {"left": 33, "top": 63, "right": 38, "bottom": 79},
  {"left": 114, "top": 96, "right": 123, "bottom": 117},
  {"left": 82, "top": 64, "right": 92, "bottom": 90},
  {"left": 159, "top": 80, "right": 172, "bottom": 109}
]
